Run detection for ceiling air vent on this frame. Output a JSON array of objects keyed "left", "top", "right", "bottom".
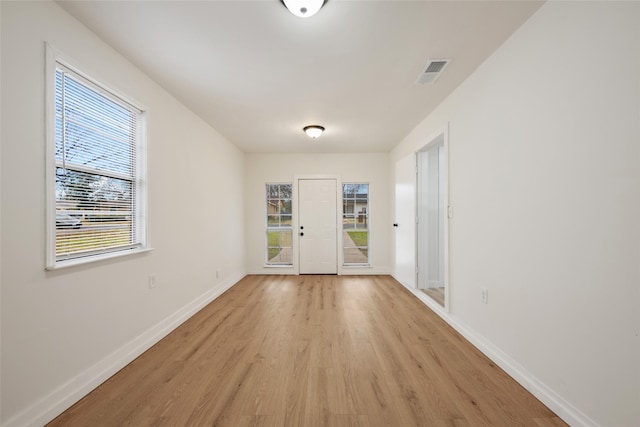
[{"left": 416, "top": 59, "right": 451, "bottom": 85}]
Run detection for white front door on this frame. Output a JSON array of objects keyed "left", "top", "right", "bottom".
[{"left": 298, "top": 179, "right": 337, "bottom": 274}]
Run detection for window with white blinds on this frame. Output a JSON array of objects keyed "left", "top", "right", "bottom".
[{"left": 47, "top": 58, "right": 147, "bottom": 268}]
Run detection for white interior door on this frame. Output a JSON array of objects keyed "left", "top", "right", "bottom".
[
  {"left": 299, "top": 179, "right": 337, "bottom": 274},
  {"left": 394, "top": 154, "right": 416, "bottom": 288},
  {"left": 416, "top": 130, "right": 449, "bottom": 310},
  {"left": 417, "top": 141, "right": 445, "bottom": 290}
]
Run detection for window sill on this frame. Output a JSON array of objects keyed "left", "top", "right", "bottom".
[{"left": 46, "top": 247, "right": 154, "bottom": 271}]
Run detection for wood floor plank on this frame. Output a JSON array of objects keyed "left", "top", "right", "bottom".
[
  {"left": 533, "top": 417, "right": 571, "bottom": 427},
  {"left": 47, "top": 275, "right": 567, "bottom": 427}
]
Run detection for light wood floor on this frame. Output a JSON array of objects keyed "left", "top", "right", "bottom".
[
  {"left": 423, "top": 287, "right": 445, "bottom": 307},
  {"left": 48, "top": 275, "right": 567, "bottom": 427}
]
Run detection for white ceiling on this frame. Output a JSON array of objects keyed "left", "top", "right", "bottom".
[{"left": 58, "top": 0, "right": 543, "bottom": 154}]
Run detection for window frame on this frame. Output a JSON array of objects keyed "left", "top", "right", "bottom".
[
  {"left": 342, "top": 182, "right": 370, "bottom": 266},
  {"left": 45, "top": 45, "right": 149, "bottom": 269},
  {"left": 265, "top": 183, "right": 293, "bottom": 266}
]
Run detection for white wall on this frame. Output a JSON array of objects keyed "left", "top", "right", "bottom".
[
  {"left": 0, "top": 2, "right": 245, "bottom": 425},
  {"left": 0, "top": 2, "right": 3, "bottom": 423},
  {"left": 245, "top": 153, "right": 390, "bottom": 275},
  {"left": 391, "top": 2, "right": 640, "bottom": 426}
]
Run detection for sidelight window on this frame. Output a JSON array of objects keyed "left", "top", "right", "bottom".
[
  {"left": 343, "top": 183, "right": 369, "bottom": 265},
  {"left": 266, "top": 183, "right": 292, "bottom": 265}
]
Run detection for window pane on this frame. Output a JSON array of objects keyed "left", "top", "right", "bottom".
[
  {"left": 343, "top": 183, "right": 357, "bottom": 196},
  {"left": 57, "top": 220, "right": 133, "bottom": 259},
  {"left": 343, "top": 200, "right": 355, "bottom": 215},
  {"left": 343, "top": 229, "right": 368, "bottom": 263},
  {"left": 281, "top": 199, "right": 292, "bottom": 214},
  {"left": 55, "top": 168, "right": 135, "bottom": 258},
  {"left": 277, "top": 230, "right": 292, "bottom": 246},
  {"left": 267, "top": 215, "right": 280, "bottom": 226},
  {"left": 57, "top": 168, "right": 133, "bottom": 209},
  {"left": 355, "top": 207, "right": 368, "bottom": 229},
  {"left": 266, "top": 183, "right": 293, "bottom": 265},
  {"left": 63, "top": 120, "right": 133, "bottom": 174},
  {"left": 57, "top": 71, "right": 136, "bottom": 176},
  {"left": 343, "top": 183, "right": 369, "bottom": 265},
  {"left": 279, "top": 184, "right": 292, "bottom": 199},
  {"left": 267, "top": 230, "right": 292, "bottom": 264},
  {"left": 51, "top": 64, "right": 145, "bottom": 266},
  {"left": 267, "top": 184, "right": 279, "bottom": 199}
]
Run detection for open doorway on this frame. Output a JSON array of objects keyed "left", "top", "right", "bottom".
[{"left": 416, "top": 132, "right": 448, "bottom": 308}]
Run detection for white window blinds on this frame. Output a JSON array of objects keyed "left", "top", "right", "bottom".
[{"left": 53, "top": 63, "right": 145, "bottom": 263}]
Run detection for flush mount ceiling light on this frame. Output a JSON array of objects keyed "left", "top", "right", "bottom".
[
  {"left": 303, "top": 125, "right": 325, "bottom": 139},
  {"left": 280, "top": 0, "right": 327, "bottom": 18}
]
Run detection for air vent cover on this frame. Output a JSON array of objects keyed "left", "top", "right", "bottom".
[{"left": 416, "top": 59, "right": 451, "bottom": 85}]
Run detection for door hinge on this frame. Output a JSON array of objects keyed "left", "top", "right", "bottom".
[{"left": 447, "top": 205, "right": 454, "bottom": 219}]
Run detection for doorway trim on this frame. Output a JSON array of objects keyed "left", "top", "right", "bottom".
[{"left": 415, "top": 127, "right": 450, "bottom": 312}]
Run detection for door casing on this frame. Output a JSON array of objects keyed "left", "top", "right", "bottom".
[{"left": 416, "top": 129, "right": 450, "bottom": 312}]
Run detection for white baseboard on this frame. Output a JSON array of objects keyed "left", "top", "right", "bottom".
[
  {"left": 248, "top": 268, "right": 297, "bottom": 275},
  {"left": 340, "top": 267, "right": 391, "bottom": 275},
  {"left": 393, "top": 275, "right": 600, "bottom": 427},
  {"left": 3, "top": 272, "right": 246, "bottom": 427},
  {"left": 247, "top": 267, "right": 392, "bottom": 276}
]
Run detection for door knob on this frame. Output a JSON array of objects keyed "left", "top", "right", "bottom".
[
  {"left": 393, "top": 223, "right": 398, "bottom": 227},
  {"left": 300, "top": 232, "right": 304, "bottom": 236},
  {"left": 300, "top": 226, "right": 304, "bottom": 229}
]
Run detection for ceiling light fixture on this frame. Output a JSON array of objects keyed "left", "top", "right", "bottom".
[
  {"left": 303, "top": 125, "right": 325, "bottom": 139},
  {"left": 280, "top": 0, "right": 327, "bottom": 18}
]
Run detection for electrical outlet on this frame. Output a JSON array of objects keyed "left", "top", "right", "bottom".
[
  {"left": 148, "top": 275, "right": 156, "bottom": 289},
  {"left": 481, "top": 287, "right": 488, "bottom": 304}
]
